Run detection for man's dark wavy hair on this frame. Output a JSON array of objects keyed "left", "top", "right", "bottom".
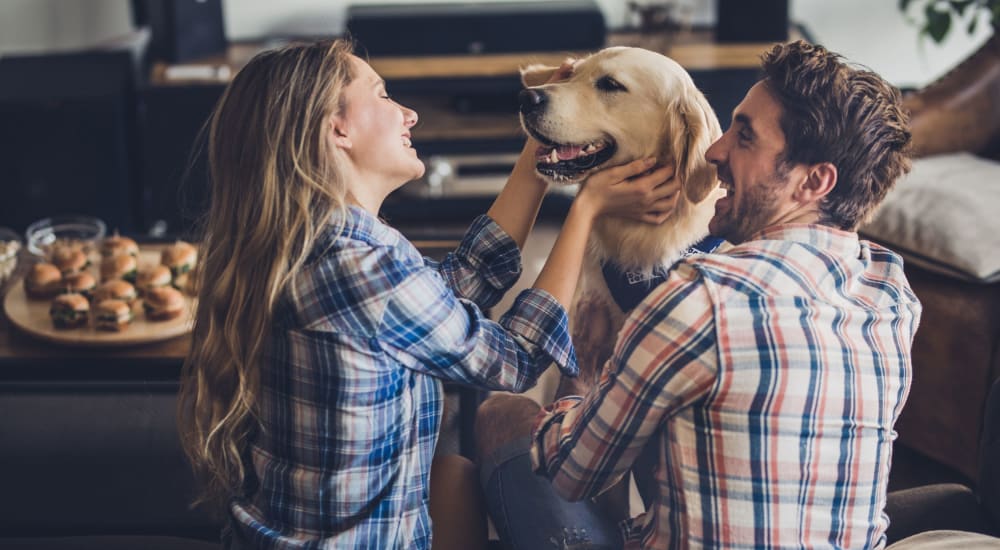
[{"left": 761, "top": 40, "right": 912, "bottom": 230}]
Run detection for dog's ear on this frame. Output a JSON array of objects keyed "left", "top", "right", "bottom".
[
  {"left": 670, "top": 90, "right": 722, "bottom": 204},
  {"left": 520, "top": 64, "right": 559, "bottom": 88}
]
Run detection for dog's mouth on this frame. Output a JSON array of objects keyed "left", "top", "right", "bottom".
[{"left": 529, "top": 131, "right": 617, "bottom": 182}]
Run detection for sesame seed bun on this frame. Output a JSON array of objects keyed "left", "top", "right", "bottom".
[{"left": 143, "top": 286, "right": 184, "bottom": 321}]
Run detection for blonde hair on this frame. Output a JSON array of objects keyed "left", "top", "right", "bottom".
[{"left": 178, "top": 39, "right": 355, "bottom": 510}]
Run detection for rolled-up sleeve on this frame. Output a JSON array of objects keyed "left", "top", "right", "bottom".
[
  {"left": 426, "top": 215, "right": 523, "bottom": 310},
  {"left": 377, "top": 260, "right": 578, "bottom": 391},
  {"left": 530, "top": 270, "right": 717, "bottom": 501}
]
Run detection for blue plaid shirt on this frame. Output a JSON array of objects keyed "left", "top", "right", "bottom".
[{"left": 230, "top": 206, "right": 576, "bottom": 548}]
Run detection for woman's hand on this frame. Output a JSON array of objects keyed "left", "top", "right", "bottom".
[{"left": 574, "top": 158, "right": 680, "bottom": 225}]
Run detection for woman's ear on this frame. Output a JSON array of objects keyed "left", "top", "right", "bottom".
[{"left": 329, "top": 117, "right": 352, "bottom": 150}]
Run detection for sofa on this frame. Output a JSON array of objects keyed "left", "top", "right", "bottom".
[{"left": 858, "top": 34, "right": 1000, "bottom": 482}]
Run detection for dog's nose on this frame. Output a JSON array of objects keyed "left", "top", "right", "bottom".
[{"left": 519, "top": 88, "right": 547, "bottom": 114}]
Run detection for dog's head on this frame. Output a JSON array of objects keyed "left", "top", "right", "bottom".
[{"left": 519, "top": 46, "right": 721, "bottom": 204}]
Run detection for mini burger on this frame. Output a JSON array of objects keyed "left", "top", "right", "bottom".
[
  {"left": 136, "top": 265, "right": 172, "bottom": 295},
  {"left": 161, "top": 241, "right": 197, "bottom": 290},
  {"left": 51, "top": 246, "right": 89, "bottom": 276},
  {"left": 100, "top": 253, "right": 138, "bottom": 283},
  {"left": 24, "top": 262, "right": 63, "bottom": 299},
  {"left": 143, "top": 286, "right": 185, "bottom": 321},
  {"left": 61, "top": 272, "right": 97, "bottom": 300},
  {"left": 95, "top": 299, "right": 133, "bottom": 331},
  {"left": 101, "top": 234, "right": 139, "bottom": 258},
  {"left": 91, "top": 279, "right": 138, "bottom": 305},
  {"left": 50, "top": 293, "right": 90, "bottom": 329}
]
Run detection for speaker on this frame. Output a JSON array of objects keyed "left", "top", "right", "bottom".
[
  {"left": 346, "top": 1, "right": 606, "bottom": 56},
  {"left": 716, "top": 0, "right": 788, "bottom": 43},
  {"left": 132, "top": 0, "right": 227, "bottom": 63},
  {"left": 0, "top": 51, "right": 139, "bottom": 233}
]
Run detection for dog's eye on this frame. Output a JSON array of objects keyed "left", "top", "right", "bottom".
[{"left": 595, "top": 76, "right": 627, "bottom": 93}]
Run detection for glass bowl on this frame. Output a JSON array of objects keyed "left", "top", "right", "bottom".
[
  {"left": 0, "top": 227, "right": 22, "bottom": 290},
  {"left": 25, "top": 215, "right": 107, "bottom": 259}
]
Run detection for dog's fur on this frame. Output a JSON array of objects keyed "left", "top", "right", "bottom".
[{"left": 520, "top": 46, "right": 723, "bottom": 379}]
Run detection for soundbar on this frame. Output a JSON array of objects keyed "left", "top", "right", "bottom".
[{"left": 346, "top": 1, "right": 607, "bottom": 56}]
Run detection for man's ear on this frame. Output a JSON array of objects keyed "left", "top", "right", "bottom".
[
  {"left": 329, "top": 117, "right": 352, "bottom": 150},
  {"left": 520, "top": 63, "right": 559, "bottom": 88},
  {"left": 797, "top": 162, "right": 837, "bottom": 202}
]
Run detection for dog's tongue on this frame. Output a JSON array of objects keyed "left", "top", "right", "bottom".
[{"left": 557, "top": 145, "right": 584, "bottom": 160}]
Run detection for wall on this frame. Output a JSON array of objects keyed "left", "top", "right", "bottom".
[{"left": 0, "top": 0, "right": 992, "bottom": 89}]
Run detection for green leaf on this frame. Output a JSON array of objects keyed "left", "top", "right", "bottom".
[
  {"left": 925, "top": 3, "right": 954, "bottom": 42},
  {"left": 899, "top": 0, "right": 914, "bottom": 12},
  {"left": 949, "top": 0, "right": 974, "bottom": 16},
  {"left": 967, "top": 14, "right": 979, "bottom": 33}
]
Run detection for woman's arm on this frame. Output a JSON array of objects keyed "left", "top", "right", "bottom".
[
  {"left": 485, "top": 138, "right": 549, "bottom": 249},
  {"left": 485, "top": 60, "right": 575, "bottom": 249},
  {"left": 532, "top": 159, "right": 678, "bottom": 308}
]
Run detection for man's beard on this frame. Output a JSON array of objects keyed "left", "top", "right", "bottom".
[{"left": 711, "top": 161, "right": 790, "bottom": 245}]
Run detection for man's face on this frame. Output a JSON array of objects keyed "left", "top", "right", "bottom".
[{"left": 704, "top": 81, "right": 800, "bottom": 244}]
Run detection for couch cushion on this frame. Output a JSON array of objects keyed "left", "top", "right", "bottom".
[{"left": 861, "top": 152, "right": 1000, "bottom": 283}]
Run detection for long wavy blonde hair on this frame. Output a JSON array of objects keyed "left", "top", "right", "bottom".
[{"left": 178, "top": 39, "right": 355, "bottom": 510}]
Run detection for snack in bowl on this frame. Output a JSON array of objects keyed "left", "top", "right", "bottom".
[
  {"left": 50, "top": 292, "right": 90, "bottom": 329},
  {"left": 100, "top": 233, "right": 139, "bottom": 258},
  {"left": 24, "top": 262, "right": 63, "bottom": 299},
  {"left": 91, "top": 279, "right": 138, "bottom": 305},
  {"left": 94, "top": 299, "right": 133, "bottom": 331},
  {"left": 61, "top": 271, "right": 97, "bottom": 300},
  {"left": 136, "top": 265, "right": 172, "bottom": 295},
  {"left": 51, "top": 245, "right": 89, "bottom": 276},
  {"left": 0, "top": 229, "right": 19, "bottom": 289},
  {"left": 161, "top": 241, "right": 197, "bottom": 291},
  {"left": 143, "top": 286, "right": 185, "bottom": 321},
  {"left": 100, "top": 253, "right": 138, "bottom": 283}
]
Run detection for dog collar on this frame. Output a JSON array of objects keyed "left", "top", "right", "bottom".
[{"left": 600, "top": 236, "right": 724, "bottom": 312}]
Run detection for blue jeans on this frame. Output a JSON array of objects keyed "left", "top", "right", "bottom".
[{"left": 480, "top": 436, "right": 623, "bottom": 550}]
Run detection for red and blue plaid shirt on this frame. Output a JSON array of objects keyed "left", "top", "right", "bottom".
[
  {"left": 231, "top": 206, "right": 576, "bottom": 549},
  {"left": 532, "top": 224, "right": 921, "bottom": 550}
]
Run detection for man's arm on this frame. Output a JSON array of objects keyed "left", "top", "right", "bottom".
[{"left": 530, "top": 268, "right": 719, "bottom": 501}]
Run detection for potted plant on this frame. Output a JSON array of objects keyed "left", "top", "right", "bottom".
[
  {"left": 899, "top": 0, "right": 999, "bottom": 42},
  {"left": 897, "top": 0, "right": 1000, "bottom": 158}
]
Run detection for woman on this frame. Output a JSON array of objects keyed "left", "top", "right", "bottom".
[{"left": 178, "top": 39, "right": 676, "bottom": 549}]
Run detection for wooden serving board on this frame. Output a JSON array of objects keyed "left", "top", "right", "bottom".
[{"left": 2, "top": 250, "right": 194, "bottom": 347}]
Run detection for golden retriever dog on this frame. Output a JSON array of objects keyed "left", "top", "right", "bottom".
[{"left": 520, "top": 46, "right": 724, "bottom": 380}]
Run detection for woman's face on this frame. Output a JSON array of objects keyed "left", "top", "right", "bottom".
[{"left": 332, "top": 55, "right": 424, "bottom": 196}]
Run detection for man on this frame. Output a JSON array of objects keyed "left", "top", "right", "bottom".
[{"left": 475, "top": 40, "right": 922, "bottom": 549}]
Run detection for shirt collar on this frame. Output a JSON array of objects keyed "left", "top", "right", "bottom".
[
  {"left": 335, "top": 205, "right": 402, "bottom": 246},
  {"left": 749, "top": 223, "right": 862, "bottom": 258}
]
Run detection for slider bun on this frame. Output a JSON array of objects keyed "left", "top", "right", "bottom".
[
  {"left": 101, "top": 253, "right": 138, "bottom": 282},
  {"left": 62, "top": 272, "right": 97, "bottom": 295},
  {"left": 50, "top": 292, "right": 90, "bottom": 328},
  {"left": 52, "top": 248, "right": 89, "bottom": 275},
  {"left": 95, "top": 299, "right": 133, "bottom": 331},
  {"left": 25, "top": 263, "right": 63, "bottom": 299},
  {"left": 161, "top": 241, "right": 197, "bottom": 268},
  {"left": 101, "top": 235, "right": 139, "bottom": 257},
  {"left": 136, "top": 265, "right": 172, "bottom": 292},
  {"left": 92, "top": 279, "right": 137, "bottom": 303},
  {"left": 144, "top": 286, "right": 184, "bottom": 321}
]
